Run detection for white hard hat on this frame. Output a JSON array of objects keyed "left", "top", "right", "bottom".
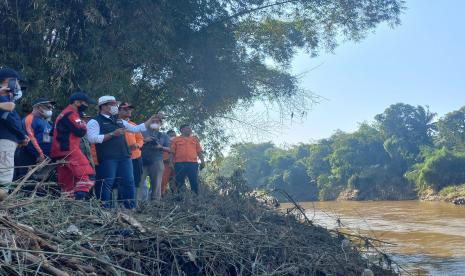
[{"left": 98, "top": 95, "right": 117, "bottom": 106}]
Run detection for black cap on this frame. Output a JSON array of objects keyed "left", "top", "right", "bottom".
[
  {"left": 119, "top": 102, "right": 134, "bottom": 109},
  {"left": 32, "top": 98, "right": 56, "bottom": 107},
  {"left": 0, "top": 67, "right": 23, "bottom": 81},
  {"left": 69, "top": 91, "right": 96, "bottom": 104}
]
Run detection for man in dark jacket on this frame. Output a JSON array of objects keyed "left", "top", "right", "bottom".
[
  {"left": 51, "top": 92, "right": 95, "bottom": 200},
  {"left": 15, "top": 98, "right": 55, "bottom": 179},
  {"left": 0, "top": 67, "right": 29, "bottom": 191},
  {"left": 87, "top": 96, "right": 157, "bottom": 208}
]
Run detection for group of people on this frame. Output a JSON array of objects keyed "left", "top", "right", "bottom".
[{"left": 0, "top": 67, "right": 205, "bottom": 208}]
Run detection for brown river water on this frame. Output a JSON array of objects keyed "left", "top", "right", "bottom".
[{"left": 281, "top": 201, "right": 465, "bottom": 276}]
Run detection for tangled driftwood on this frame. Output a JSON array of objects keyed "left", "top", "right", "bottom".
[{"left": 0, "top": 171, "right": 397, "bottom": 275}]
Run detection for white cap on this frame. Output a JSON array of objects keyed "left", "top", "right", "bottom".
[
  {"left": 157, "top": 111, "right": 165, "bottom": 119},
  {"left": 98, "top": 95, "right": 117, "bottom": 106}
]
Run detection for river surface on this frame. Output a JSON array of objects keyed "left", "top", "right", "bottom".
[{"left": 281, "top": 201, "right": 465, "bottom": 276}]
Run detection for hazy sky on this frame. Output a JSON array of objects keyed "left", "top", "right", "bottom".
[{"left": 265, "top": 0, "right": 465, "bottom": 146}]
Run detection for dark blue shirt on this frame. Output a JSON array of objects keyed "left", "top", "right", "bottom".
[
  {"left": 23, "top": 113, "right": 53, "bottom": 158},
  {"left": 142, "top": 130, "right": 170, "bottom": 161},
  {"left": 0, "top": 96, "right": 26, "bottom": 143}
]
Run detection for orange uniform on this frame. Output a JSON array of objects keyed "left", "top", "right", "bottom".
[
  {"left": 170, "top": 136, "right": 202, "bottom": 163},
  {"left": 125, "top": 120, "right": 144, "bottom": 159},
  {"left": 91, "top": 144, "right": 98, "bottom": 166},
  {"left": 161, "top": 148, "right": 174, "bottom": 194}
]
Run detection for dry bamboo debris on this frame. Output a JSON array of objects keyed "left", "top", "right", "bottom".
[{"left": 0, "top": 185, "right": 398, "bottom": 276}]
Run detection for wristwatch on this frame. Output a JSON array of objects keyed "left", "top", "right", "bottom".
[{"left": 109, "top": 132, "right": 115, "bottom": 137}]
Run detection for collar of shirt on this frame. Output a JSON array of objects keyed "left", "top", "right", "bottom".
[{"left": 100, "top": 113, "right": 111, "bottom": 119}]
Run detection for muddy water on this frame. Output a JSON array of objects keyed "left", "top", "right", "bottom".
[{"left": 282, "top": 201, "right": 465, "bottom": 275}]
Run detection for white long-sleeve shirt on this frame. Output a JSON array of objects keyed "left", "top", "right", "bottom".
[{"left": 87, "top": 114, "right": 147, "bottom": 144}]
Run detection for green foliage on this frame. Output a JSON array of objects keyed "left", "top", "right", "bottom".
[
  {"left": 348, "top": 166, "right": 414, "bottom": 200},
  {"left": 213, "top": 103, "right": 465, "bottom": 202},
  {"left": 436, "top": 106, "right": 465, "bottom": 151},
  {"left": 329, "top": 124, "right": 388, "bottom": 181},
  {"left": 210, "top": 142, "right": 318, "bottom": 201},
  {"left": 375, "top": 103, "right": 436, "bottom": 165},
  {"left": 438, "top": 186, "right": 460, "bottom": 197},
  {"left": 1, "top": 0, "right": 405, "bottom": 153},
  {"left": 317, "top": 174, "right": 343, "bottom": 201},
  {"left": 407, "top": 148, "right": 465, "bottom": 192},
  {"left": 218, "top": 143, "right": 274, "bottom": 188},
  {"left": 305, "top": 141, "right": 332, "bottom": 180}
]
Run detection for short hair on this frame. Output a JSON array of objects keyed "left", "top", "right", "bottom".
[{"left": 179, "top": 124, "right": 190, "bottom": 131}]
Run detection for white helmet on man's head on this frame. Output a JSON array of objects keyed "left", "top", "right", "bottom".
[{"left": 98, "top": 95, "right": 118, "bottom": 106}]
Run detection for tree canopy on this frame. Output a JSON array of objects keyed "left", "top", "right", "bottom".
[
  {"left": 436, "top": 107, "right": 465, "bottom": 151},
  {"left": 212, "top": 103, "right": 465, "bottom": 202},
  {"left": 1, "top": 0, "right": 405, "bottom": 148}
]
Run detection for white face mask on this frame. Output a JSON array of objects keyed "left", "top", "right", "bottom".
[
  {"left": 110, "top": 105, "right": 119, "bottom": 115},
  {"left": 12, "top": 90, "right": 22, "bottom": 102},
  {"left": 43, "top": 109, "right": 53, "bottom": 118},
  {"left": 150, "top": 123, "right": 160, "bottom": 130}
]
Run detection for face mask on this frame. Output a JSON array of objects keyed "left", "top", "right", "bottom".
[
  {"left": 78, "top": 104, "right": 88, "bottom": 112},
  {"left": 110, "top": 105, "right": 119, "bottom": 115},
  {"left": 43, "top": 109, "right": 53, "bottom": 118},
  {"left": 12, "top": 90, "right": 22, "bottom": 102},
  {"left": 150, "top": 123, "right": 160, "bottom": 130}
]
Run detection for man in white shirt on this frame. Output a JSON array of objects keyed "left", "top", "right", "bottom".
[{"left": 87, "top": 95, "right": 157, "bottom": 208}]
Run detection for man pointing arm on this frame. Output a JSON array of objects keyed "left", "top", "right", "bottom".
[{"left": 87, "top": 95, "right": 159, "bottom": 209}]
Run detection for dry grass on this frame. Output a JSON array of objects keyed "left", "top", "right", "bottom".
[{"left": 0, "top": 173, "right": 398, "bottom": 276}]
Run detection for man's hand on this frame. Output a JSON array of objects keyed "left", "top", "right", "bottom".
[
  {"left": 199, "top": 162, "right": 205, "bottom": 171},
  {"left": 129, "top": 144, "right": 138, "bottom": 151},
  {"left": 18, "top": 136, "right": 30, "bottom": 147},
  {"left": 0, "top": 86, "right": 11, "bottom": 94},
  {"left": 113, "top": 128, "right": 126, "bottom": 136},
  {"left": 36, "top": 156, "right": 46, "bottom": 163},
  {"left": 0, "top": 102, "right": 15, "bottom": 112}
]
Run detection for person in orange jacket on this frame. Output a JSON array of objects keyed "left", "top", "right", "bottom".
[
  {"left": 118, "top": 102, "right": 144, "bottom": 196},
  {"left": 170, "top": 124, "right": 205, "bottom": 194}
]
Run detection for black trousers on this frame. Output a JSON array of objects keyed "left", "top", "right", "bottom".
[
  {"left": 13, "top": 148, "right": 35, "bottom": 181},
  {"left": 174, "top": 162, "right": 199, "bottom": 194},
  {"left": 132, "top": 157, "right": 143, "bottom": 188}
]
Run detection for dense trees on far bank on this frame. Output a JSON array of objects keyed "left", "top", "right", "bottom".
[{"left": 213, "top": 103, "right": 465, "bottom": 201}]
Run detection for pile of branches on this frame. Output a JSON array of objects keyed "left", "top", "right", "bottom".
[{"left": 0, "top": 175, "right": 397, "bottom": 275}]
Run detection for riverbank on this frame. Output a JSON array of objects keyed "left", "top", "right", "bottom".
[
  {"left": 419, "top": 184, "right": 465, "bottom": 205},
  {"left": 0, "top": 181, "right": 396, "bottom": 275},
  {"left": 314, "top": 185, "right": 465, "bottom": 206}
]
